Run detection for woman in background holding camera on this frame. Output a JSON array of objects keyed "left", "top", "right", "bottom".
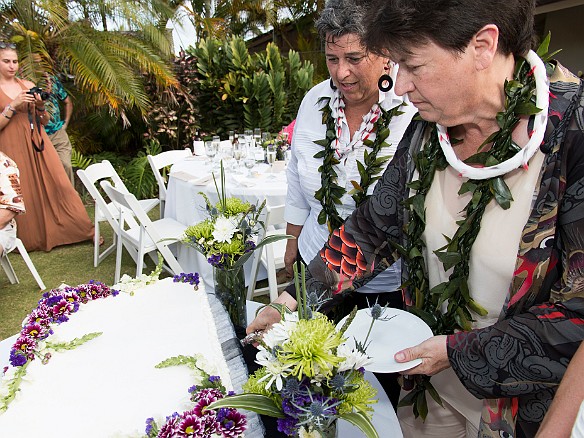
[{"left": 0, "top": 41, "right": 93, "bottom": 252}]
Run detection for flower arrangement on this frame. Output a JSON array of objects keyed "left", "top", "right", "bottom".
[
  {"left": 145, "top": 354, "right": 247, "bottom": 438},
  {"left": 181, "top": 162, "right": 270, "bottom": 270},
  {"left": 0, "top": 281, "right": 117, "bottom": 412},
  {"left": 208, "top": 264, "right": 381, "bottom": 438},
  {"left": 181, "top": 162, "right": 290, "bottom": 328}
]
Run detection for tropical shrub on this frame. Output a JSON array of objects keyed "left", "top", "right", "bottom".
[{"left": 189, "top": 36, "right": 314, "bottom": 136}]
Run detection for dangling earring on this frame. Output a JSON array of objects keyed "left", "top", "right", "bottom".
[
  {"left": 378, "top": 62, "right": 393, "bottom": 92},
  {"left": 329, "top": 78, "right": 337, "bottom": 91},
  {"left": 378, "top": 74, "right": 393, "bottom": 92}
]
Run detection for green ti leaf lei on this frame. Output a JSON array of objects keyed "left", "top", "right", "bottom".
[
  {"left": 399, "top": 37, "right": 556, "bottom": 420},
  {"left": 314, "top": 96, "right": 405, "bottom": 232}
]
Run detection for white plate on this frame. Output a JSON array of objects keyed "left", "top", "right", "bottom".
[{"left": 337, "top": 307, "right": 433, "bottom": 373}]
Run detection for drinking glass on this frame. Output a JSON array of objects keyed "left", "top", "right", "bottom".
[
  {"left": 233, "top": 142, "right": 244, "bottom": 173},
  {"left": 253, "top": 128, "right": 261, "bottom": 147},
  {"left": 205, "top": 140, "right": 217, "bottom": 163},
  {"left": 211, "top": 136, "right": 221, "bottom": 161},
  {"left": 266, "top": 144, "right": 277, "bottom": 171},
  {"left": 244, "top": 129, "right": 253, "bottom": 147},
  {"left": 243, "top": 156, "right": 256, "bottom": 176}
]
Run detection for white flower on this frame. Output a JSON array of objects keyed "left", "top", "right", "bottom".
[
  {"left": 255, "top": 349, "right": 292, "bottom": 391},
  {"left": 212, "top": 216, "right": 238, "bottom": 243},
  {"left": 336, "top": 343, "right": 372, "bottom": 372}
]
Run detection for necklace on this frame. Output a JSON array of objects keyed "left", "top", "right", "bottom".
[
  {"left": 401, "top": 48, "right": 553, "bottom": 419},
  {"left": 314, "top": 93, "right": 404, "bottom": 231}
]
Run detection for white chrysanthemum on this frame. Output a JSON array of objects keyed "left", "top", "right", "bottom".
[
  {"left": 212, "top": 216, "right": 238, "bottom": 243},
  {"left": 255, "top": 349, "right": 292, "bottom": 391},
  {"left": 336, "top": 343, "right": 372, "bottom": 372}
]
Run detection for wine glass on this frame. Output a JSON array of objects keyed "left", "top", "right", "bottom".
[
  {"left": 244, "top": 129, "right": 253, "bottom": 148},
  {"left": 211, "top": 136, "right": 221, "bottom": 162},
  {"left": 205, "top": 140, "right": 217, "bottom": 164},
  {"left": 233, "top": 142, "right": 244, "bottom": 173},
  {"left": 266, "top": 144, "right": 277, "bottom": 172},
  {"left": 254, "top": 128, "right": 261, "bottom": 148}
]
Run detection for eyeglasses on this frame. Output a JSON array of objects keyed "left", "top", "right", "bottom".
[{"left": 0, "top": 42, "right": 16, "bottom": 50}]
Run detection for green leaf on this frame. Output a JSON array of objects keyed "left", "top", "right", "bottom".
[
  {"left": 514, "top": 102, "right": 542, "bottom": 116},
  {"left": 340, "top": 411, "right": 379, "bottom": 438},
  {"left": 45, "top": 332, "right": 102, "bottom": 351},
  {"left": 206, "top": 394, "right": 285, "bottom": 418},
  {"left": 434, "top": 251, "right": 461, "bottom": 271},
  {"left": 490, "top": 177, "right": 513, "bottom": 210},
  {"left": 425, "top": 380, "right": 444, "bottom": 408},
  {"left": 415, "top": 391, "right": 428, "bottom": 420},
  {"left": 468, "top": 299, "right": 489, "bottom": 316}
]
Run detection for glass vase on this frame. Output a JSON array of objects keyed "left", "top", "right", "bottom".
[{"left": 213, "top": 265, "right": 247, "bottom": 329}]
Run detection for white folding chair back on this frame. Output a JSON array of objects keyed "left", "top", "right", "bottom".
[
  {"left": 147, "top": 148, "right": 192, "bottom": 217},
  {"left": 247, "top": 204, "right": 287, "bottom": 302},
  {"left": 1, "top": 238, "right": 46, "bottom": 289},
  {"left": 77, "top": 160, "right": 159, "bottom": 267},
  {"left": 100, "top": 180, "right": 186, "bottom": 283}
]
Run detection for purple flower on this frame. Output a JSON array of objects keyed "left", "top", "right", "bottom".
[
  {"left": 277, "top": 416, "right": 298, "bottom": 436},
  {"left": 144, "top": 417, "right": 154, "bottom": 435},
  {"left": 187, "top": 385, "right": 198, "bottom": 394},
  {"left": 9, "top": 349, "right": 27, "bottom": 367},
  {"left": 208, "top": 375, "right": 221, "bottom": 383},
  {"left": 177, "top": 413, "right": 204, "bottom": 436},
  {"left": 207, "top": 254, "right": 224, "bottom": 268},
  {"left": 13, "top": 336, "right": 36, "bottom": 360},
  {"left": 217, "top": 408, "right": 247, "bottom": 437},
  {"left": 22, "top": 323, "right": 47, "bottom": 341},
  {"left": 157, "top": 415, "right": 180, "bottom": 438}
]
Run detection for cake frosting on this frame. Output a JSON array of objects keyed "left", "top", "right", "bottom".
[{"left": 0, "top": 277, "right": 248, "bottom": 437}]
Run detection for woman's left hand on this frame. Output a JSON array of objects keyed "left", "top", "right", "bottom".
[{"left": 395, "top": 335, "right": 450, "bottom": 376}]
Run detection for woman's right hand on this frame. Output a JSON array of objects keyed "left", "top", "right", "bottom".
[
  {"left": 246, "top": 304, "right": 282, "bottom": 335},
  {"left": 10, "top": 89, "right": 36, "bottom": 112}
]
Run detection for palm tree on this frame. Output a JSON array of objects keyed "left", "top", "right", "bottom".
[{"left": 1, "top": 0, "right": 179, "bottom": 116}]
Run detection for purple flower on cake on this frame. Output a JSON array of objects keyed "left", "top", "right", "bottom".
[
  {"left": 9, "top": 349, "right": 27, "bottom": 367},
  {"left": 7, "top": 282, "right": 117, "bottom": 369},
  {"left": 145, "top": 369, "right": 246, "bottom": 438}
]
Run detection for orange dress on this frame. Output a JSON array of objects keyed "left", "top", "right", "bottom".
[{"left": 0, "top": 79, "right": 93, "bottom": 251}]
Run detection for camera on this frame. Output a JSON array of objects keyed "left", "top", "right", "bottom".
[{"left": 27, "top": 87, "right": 51, "bottom": 101}]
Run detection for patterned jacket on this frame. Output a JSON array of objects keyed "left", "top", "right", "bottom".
[{"left": 308, "top": 63, "right": 584, "bottom": 437}]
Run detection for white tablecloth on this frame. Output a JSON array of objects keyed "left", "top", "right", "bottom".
[{"left": 164, "top": 158, "right": 288, "bottom": 290}]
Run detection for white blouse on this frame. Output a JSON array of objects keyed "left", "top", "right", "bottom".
[{"left": 285, "top": 77, "right": 417, "bottom": 293}]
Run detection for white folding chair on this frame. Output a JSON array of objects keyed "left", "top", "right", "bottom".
[
  {"left": 100, "top": 180, "right": 187, "bottom": 283},
  {"left": 247, "top": 204, "right": 288, "bottom": 302},
  {"left": 1, "top": 238, "right": 46, "bottom": 290},
  {"left": 77, "top": 160, "right": 159, "bottom": 267},
  {"left": 147, "top": 148, "right": 192, "bottom": 217}
]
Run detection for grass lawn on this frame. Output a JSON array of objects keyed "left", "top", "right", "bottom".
[{"left": 0, "top": 204, "right": 159, "bottom": 340}]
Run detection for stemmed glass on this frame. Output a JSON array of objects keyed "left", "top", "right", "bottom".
[
  {"left": 266, "top": 144, "right": 277, "bottom": 173},
  {"left": 253, "top": 128, "right": 261, "bottom": 148},
  {"left": 205, "top": 140, "right": 217, "bottom": 164},
  {"left": 233, "top": 142, "right": 244, "bottom": 173}
]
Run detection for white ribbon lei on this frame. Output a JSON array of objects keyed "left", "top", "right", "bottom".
[{"left": 436, "top": 50, "right": 550, "bottom": 180}]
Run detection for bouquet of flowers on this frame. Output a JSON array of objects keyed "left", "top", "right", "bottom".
[
  {"left": 145, "top": 354, "right": 246, "bottom": 438},
  {"left": 181, "top": 162, "right": 290, "bottom": 327},
  {"left": 208, "top": 265, "right": 381, "bottom": 438}
]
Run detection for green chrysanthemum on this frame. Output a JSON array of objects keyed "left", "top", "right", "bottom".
[
  {"left": 216, "top": 236, "right": 245, "bottom": 256},
  {"left": 278, "top": 316, "right": 345, "bottom": 379},
  {"left": 218, "top": 198, "right": 252, "bottom": 216},
  {"left": 184, "top": 220, "right": 214, "bottom": 240},
  {"left": 337, "top": 372, "right": 377, "bottom": 416}
]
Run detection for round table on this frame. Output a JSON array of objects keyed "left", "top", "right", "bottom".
[{"left": 164, "top": 157, "right": 288, "bottom": 289}]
